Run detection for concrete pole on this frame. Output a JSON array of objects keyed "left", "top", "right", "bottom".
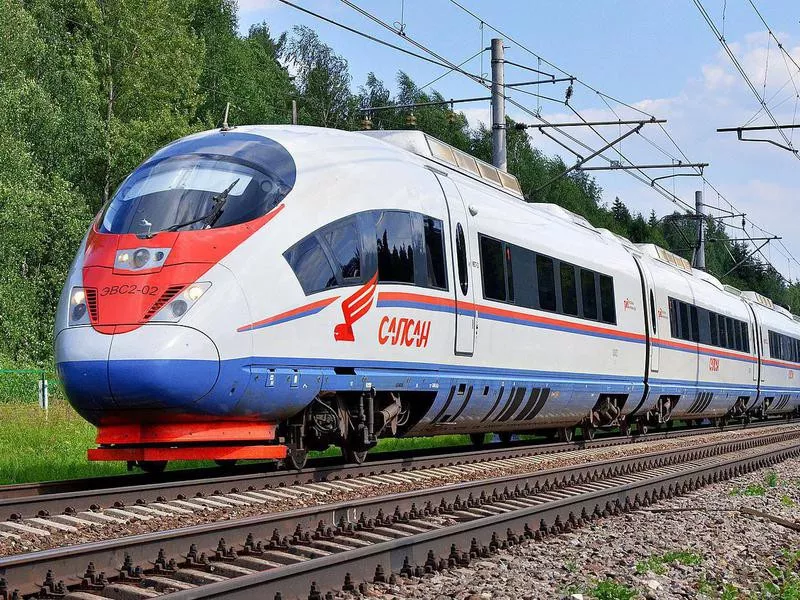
[
  {"left": 695, "top": 190, "right": 706, "bottom": 270},
  {"left": 491, "top": 38, "right": 507, "bottom": 172}
]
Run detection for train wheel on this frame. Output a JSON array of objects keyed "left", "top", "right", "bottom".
[
  {"left": 138, "top": 460, "right": 167, "bottom": 474},
  {"left": 285, "top": 448, "right": 308, "bottom": 470},
  {"left": 470, "top": 433, "right": 486, "bottom": 449},
  {"left": 637, "top": 419, "right": 649, "bottom": 436},
  {"left": 619, "top": 422, "right": 631, "bottom": 437},
  {"left": 498, "top": 432, "right": 513, "bottom": 444},
  {"left": 583, "top": 425, "right": 596, "bottom": 441},
  {"left": 715, "top": 417, "right": 726, "bottom": 430},
  {"left": 557, "top": 427, "right": 574, "bottom": 443},
  {"left": 342, "top": 445, "right": 368, "bottom": 465},
  {"left": 215, "top": 460, "right": 237, "bottom": 468}
]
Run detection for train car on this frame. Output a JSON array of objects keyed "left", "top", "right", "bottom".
[
  {"left": 743, "top": 291, "right": 800, "bottom": 416},
  {"left": 632, "top": 250, "right": 757, "bottom": 425},
  {"left": 53, "top": 125, "right": 794, "bottom": 471}
]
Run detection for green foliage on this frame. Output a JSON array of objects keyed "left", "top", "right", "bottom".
[
  {"left": 591, "top": 579, "right": 637, "bottom": 600},
  {"left": 636, "top": 550, "right": 702, "bottom": 574},
  {"left": 766, "top": 471, "right": 779, "bottom": 487},
  {"left": 758, "top": 550, "right": 800, "bottom": 599},
  {"left": 0, "top": 0, "right": 797, "bottom": 372},
  {"left": 744, "top": 484, "right": 767, "bottom": 496}
]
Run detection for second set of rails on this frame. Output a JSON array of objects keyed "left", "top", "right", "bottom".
[{"left": 1, "top": 423, "right": 799, "bottom": 599}]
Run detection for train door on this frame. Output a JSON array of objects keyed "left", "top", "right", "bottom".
[
  {"left": 434, "top": 173, "right": 475, "bottom": 355},
  {"left": 634, "top": 256, "right": 660, "bottom": 372},
  {"left": 745, "top": 302, "right": 761, "bottom": 383}
]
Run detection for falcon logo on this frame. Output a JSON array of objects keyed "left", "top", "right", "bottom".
[{"left": 334, "top": 273, "right": 378, "bottom": 342}]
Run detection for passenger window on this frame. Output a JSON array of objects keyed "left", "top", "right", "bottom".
[
  {"left": 324, "top": 217, "right": 361, "bottom": 280},
  {"left": 649, "top": 290, "right": 656, "bottom": 332},
  {"left": 733, "top": 320, "right": 742, "bottom": 351},
  {"left": 376, "top": 211, "right": 414, "bottom": 284},
  {"left": 511, "top": 246, "right": 537, "bottom": 309},
  {"left": 726, "top": 318, "right": 736, "bottom": 350},
  {"left": 710, "top": 312, "right": 719, "bottom": 346},
  {"left": 423, "top": 217, "right": 447, "bottom": 290},
  {"left": 560, "top": 263, "right": 578, "bottom": 316},
  {"left": 690, "top": 306, "right": 699, "bottom": 343},
  {"left": 669, "top": 298, "right": 678, "bottom": 338},
  {"left": 505, "top": 245, "right": 514, "bottom": 303},
  {"left": 679, "top": 302, "right": 690, "bottom": 341},
  {"left": 722, "top": 317, "right": 731, "bottom": 349},
  {"left": 600, "top": 275, "right": 616, "bottom": 324},
  {"left": 480, "top": 235, "right": 506, "bottom": 302},
  {"left": 697, "top": 308, "right": 709, "bottom": 344},
  {"left": 536, "top": 255, "right": 556, "bottom": 311},
  {"left": 284, "top": 236, "right": 337, "bottom": 295},
  {"left": 456, "top": 223, "right": 468, "bottom": 295},
  {"left": 581, "top": 269, "right": 598, "bottom": 320}
]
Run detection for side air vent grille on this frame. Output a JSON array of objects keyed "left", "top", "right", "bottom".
[
  {"left": 144, "top": 285, "right": 184, "bottom": 320},
  {"left": 686, "top": 391, "right": 714, "bottom": 414},
  {"left": 85, "top": 288, "right": 99, "bottom": 322},
  {"left": 771, "top": 394, "right": 792, "bottom": 411}
]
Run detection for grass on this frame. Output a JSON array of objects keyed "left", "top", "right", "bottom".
[
  {"left": 0, "top": 395, "right": 488, "bottom": 484},
  {"left": 766, "top": 471, "right": 779, "bottom": 487},
  {"left": 730, "top": 484, "right": 767, "bottom": 497},
  {"left": 0, "top": 399, "right": 132, "bottom": 484},
  {"left": 591, "top": 580, "right": 637, "bottom": 600},
  {"left": 636, "top": 550, "right": 702, "bottom": 575}
]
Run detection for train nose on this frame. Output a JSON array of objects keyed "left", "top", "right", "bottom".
[
  {"left": 107, "top": 324, "right": 220, "bottom": 410},
  {"left": 56, "top": 324, "right": 221, "bottom": 422}
]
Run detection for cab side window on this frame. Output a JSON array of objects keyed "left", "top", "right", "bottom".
[
  {"left": 423, "top": 217, "right": 447, "bottom": 290},
  {"left": 283, "top": 236, "right": 337, "bottom": 295},
  {"left": 324, "top": 217, "right": 361, "bottom": 281},
  {"left": 376, "top": 211, "right": 414, "bottom": 284}
]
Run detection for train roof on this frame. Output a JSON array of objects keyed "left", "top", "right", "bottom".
[{"left": 360, "top": 130, "right": 523, "bottom": 197}]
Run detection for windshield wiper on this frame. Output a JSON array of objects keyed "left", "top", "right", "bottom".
[{"left": 161, "top": 178, "right": 240, "bottom": 233}]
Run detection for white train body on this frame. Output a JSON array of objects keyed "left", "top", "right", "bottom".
[{"left": 53, "top": 125, "right": 800, "bottom": 461}]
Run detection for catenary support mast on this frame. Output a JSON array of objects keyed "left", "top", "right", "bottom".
[{"left": 491, "top": 38, "right": 506, "bottom": 172}]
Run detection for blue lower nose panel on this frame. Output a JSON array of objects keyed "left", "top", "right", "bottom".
[
  {"left": 57, "top": 360, "right": 112, "bottom": 412},
  {"left": 108, "top": 359, "right": 219, "bottom": 409},
  {"left": 58, "top": 358, "right": 220, "bottom": 415}
]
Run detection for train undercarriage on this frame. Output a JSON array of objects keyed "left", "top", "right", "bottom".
[{"left": 96, "top": 389, "right": 797, "bottom": 474}]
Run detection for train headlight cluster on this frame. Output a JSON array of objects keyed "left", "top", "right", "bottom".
[
  {"left": 152, "top": 282, "right": 211, "bottom": 323},
  {"left": 69, "top": 287, "right": 89, "bottom": 325},
  {"left": 115, "top": 247, "right": 170, "bottom": 271}
]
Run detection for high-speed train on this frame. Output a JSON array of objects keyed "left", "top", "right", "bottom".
[{"left": 55, "top": 125, "right": 800, "bottom": 471}]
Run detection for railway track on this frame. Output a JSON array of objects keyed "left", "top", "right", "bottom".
[
  {"left": 1, "top": 424, "right": 798, "bottom": 599},
  {"left": 0, "top": 420, "right": 778, "bottom": 523}
]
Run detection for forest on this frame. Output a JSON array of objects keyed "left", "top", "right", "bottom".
[{"left": 1, "top": 0, "right": 797, "bottom": 368}]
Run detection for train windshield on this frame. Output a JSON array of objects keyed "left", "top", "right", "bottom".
[{"left": 100, "top": 155, "right": 290, "bottom": 235}]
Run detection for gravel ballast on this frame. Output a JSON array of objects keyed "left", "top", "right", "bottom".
[
  {"left": 353, "top": 457, "right": 800, "bottom": 599},
  {"left": 1, "top": 425, "right": 795, "bottom": 557}
]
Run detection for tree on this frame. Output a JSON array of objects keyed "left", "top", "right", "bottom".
[
  {"left": 611, "top": 197, "right": 631, "bottom": 226},
  {"left": 286, "top": 26, "right": 357, "bottom": 129}
]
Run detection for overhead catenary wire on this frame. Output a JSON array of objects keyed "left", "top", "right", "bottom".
[
  {"left": 336, "top": 0, "right": 703, "bottom": 215},
  {"left": 280, "top": 0, "right": 798, "bottom": 280},
  {"left": 446, "top": 0, "right": 657, "bottom": 119},
  {"left": 692, "top": 0, "right": 800, "bottom": 158}
]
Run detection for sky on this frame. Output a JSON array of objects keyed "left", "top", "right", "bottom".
[{"left": 236, "top": 0, "right": 800, "bottom": 280}]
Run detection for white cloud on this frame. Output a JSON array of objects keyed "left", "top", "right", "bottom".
[{"left": 489, "top": 30, "right": 800, "bottom": 279}]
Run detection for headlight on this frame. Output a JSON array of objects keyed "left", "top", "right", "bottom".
[
  {"left": 152, "top": 282, "right": 211, "bottom": 322},
  {"left": 69, "top": 286, "right": 90, "bottom": 325},
  {"left": 133, "top": 248, "right": 150, "bottom": 268}
]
